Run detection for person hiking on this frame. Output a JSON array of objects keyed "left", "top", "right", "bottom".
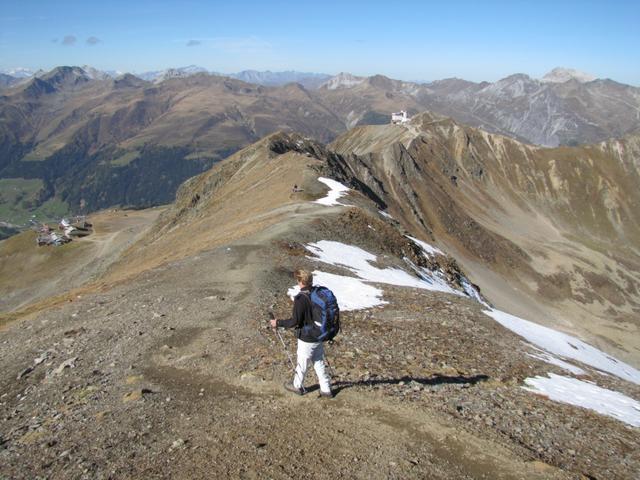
[{"left": 270, "top": 269, "right": 334, "bottom": 398}]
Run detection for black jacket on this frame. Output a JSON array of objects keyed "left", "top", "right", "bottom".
[{"left": 276, "top": 287, "right": 317, "bottom": 342}]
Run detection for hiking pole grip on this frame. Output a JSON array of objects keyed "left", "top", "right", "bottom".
[
  {"left": 268, "top": 309, "right": 306, "bottom": 394},
  {"left": 268, "top": 310, "right": 277, "bottom": 330}
]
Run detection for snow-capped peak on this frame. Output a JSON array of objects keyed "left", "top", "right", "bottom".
[
  {"left": 177, "top": 65, "right": 208, "bottom": 74},
  {"left": 321, "top": 72, "right": 366, "bottom": 90},
  {"left": 0, "top": 67, "right": 35, "bottom": 78},
  {"left": 541, "top": 67, "right": 596, "bottom": 84},
  {"left": 81, "top": 65, "right": 113, "bottom": 80},
  {"left": 144, "top": 65, "right": 208, "bottom": 83}
]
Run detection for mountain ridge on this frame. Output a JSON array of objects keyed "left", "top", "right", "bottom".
[{"left": 2, "top": 65, "right": 640, "bottom": 228}]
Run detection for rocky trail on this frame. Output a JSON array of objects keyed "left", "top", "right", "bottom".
[{"left": 1, "top": 205, "right": 638, "bottom": 479}]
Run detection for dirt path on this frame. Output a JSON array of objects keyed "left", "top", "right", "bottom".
[{"left": 0, "top": 224, "right": 574, "bottom": 479}]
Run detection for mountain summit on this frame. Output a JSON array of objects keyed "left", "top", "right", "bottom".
[{"left": 320, "top": 72, "right": 366, "bottom": 90}]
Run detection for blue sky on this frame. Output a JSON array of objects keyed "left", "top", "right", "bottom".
[{"left": 1, "top": 0, "right": 638, "bottom": 84}]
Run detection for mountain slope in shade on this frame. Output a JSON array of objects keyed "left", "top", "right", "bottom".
[{"left": 0, "top": 73, "right": 20, "bottom": 88}]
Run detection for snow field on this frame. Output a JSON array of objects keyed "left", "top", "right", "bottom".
[
  {"left": 307, "top": 240, "right": 459, "bottom": 294},
  {"left": 483, "top": 308, "right": 640, "bottom": 385},
  {"left": 526, "top": 349, "right": 586, "bottom": 376},
  {"left": 523, "top": 374, "right": 640, "bottom": 427}
]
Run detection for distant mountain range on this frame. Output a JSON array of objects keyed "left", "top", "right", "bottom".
[
  {"left": 0, "top": 67, "right": 37, "bottom": 78},
  {"left": 4, "top": 65, "right": 622, "bottom": 91},
  {"left": 2, "top": 65, "right": 638, "bottom": 147},
  {"left": 316, "top": 69, "right": 640, "bottom": 146},
  {"left": 133, "top": 67, "right": 331, "bottom": 89},
  {"left": 1, "top": 64, "right": 639, "bottom": 225},
  {"left": 1, "top": 66, "right": 331, "bottom": 89},
  {"left": 229, "top": 70, "right": 331, "bottom": 89}
]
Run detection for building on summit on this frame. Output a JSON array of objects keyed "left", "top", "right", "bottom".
[{"left": 391, "top": 110, "right": 409, "bottom": 124}]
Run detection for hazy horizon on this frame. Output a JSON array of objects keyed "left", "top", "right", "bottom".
[{"left": 3, "top": 64, "right": 637, "bottom": 88}]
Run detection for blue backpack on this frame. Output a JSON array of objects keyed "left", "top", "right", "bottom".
[{"left": 302, "top": 286, "right": 340, "bottom": 342}]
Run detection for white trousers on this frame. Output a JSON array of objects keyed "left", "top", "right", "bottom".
[{"left": 293, "top": 339, "right": 331, "bottom": 393}]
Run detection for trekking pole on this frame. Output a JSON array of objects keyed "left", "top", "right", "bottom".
[
  {"left": 269, "top": 311, "right": 306, "bottom": 394},
  {"left": 323, "top": 343, "right": 336, "bottom": 378},
  {"left": 275, "top": 327, "right": 296, "bottom": 371}
]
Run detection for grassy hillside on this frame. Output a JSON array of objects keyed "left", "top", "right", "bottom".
[{"left": 0, "top": 178, "right": 70, "bottom": 225}]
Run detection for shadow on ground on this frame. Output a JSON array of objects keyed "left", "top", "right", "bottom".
[{"left": 301, "top": 374, "right": 489, "bottom": 396}]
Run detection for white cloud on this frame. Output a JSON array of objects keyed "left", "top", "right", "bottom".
[{"left": 62, "top": 35, "right": 76, "bottom": 46}]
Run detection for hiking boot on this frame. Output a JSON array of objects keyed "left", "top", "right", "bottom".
[
  {"left": 283, "top": 381, "right": 303, "bottom": 396},
  {"left": 318, "top": 390, "right": 334, "bottom": 399}
]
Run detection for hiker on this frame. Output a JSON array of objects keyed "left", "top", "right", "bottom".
[{"left": 270, "top": 269, "right": 335, "bottom": 398}]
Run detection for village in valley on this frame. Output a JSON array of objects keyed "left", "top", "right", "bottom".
[{"left": 34, "top": 216, "right": 93, "bottom": 246}]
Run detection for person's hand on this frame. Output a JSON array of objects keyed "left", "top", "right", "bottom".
[{"left": 269, "top": 319, "right": 278, "bottom": 328}]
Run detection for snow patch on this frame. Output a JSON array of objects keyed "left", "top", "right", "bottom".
[
  {"left": 379, "top": 211, "right": 394, "bottom": 220},
  {"left": 460, "top": 277, "right": 487, "bottom": 306},
  {"left": 307, "top": 241, "right": 453, "bottom": 292},
  {"left": 314, "top": 177, "right": 350, "bottom": 206},
  {"left": 403, "top": 257, "right": 461, "bottom": 296},
  {"left": 406, "top": 235, "right": 443, "bottom": 256},
  {"left": 526, "top": 349, "right": 586, "bottom": 375},
  {"left": 289, "top": 239, "right": 466, "bottom": 312},
  {"left": 523, "top": 374, "right": 640, "bottom": 427},
  {"left": 288, "top": 271, "right": 386, "bottom": 311},
  {"left": 612, "top": 140, "right": 624, "bottom": 158},
  {"left": 484, "top": 309, "right": 640, "bottom": 385}
]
